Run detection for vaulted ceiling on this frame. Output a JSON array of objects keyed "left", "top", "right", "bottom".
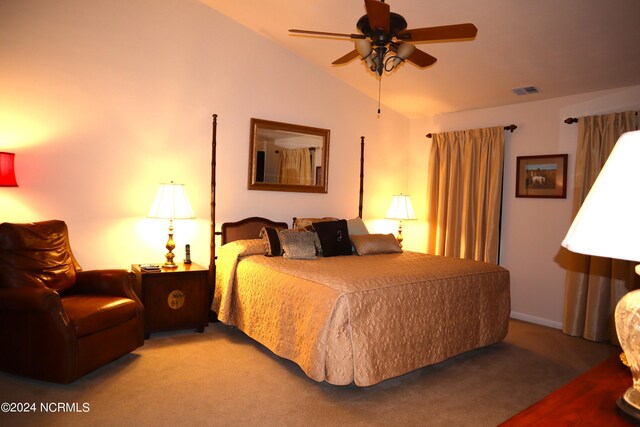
[{"left": 201, "top": 0, "right": 640, "bottom": 119}]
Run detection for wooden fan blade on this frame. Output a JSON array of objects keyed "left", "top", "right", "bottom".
[
  {"left": 332, "top": 49, "right": 360, "bottom": 65},
  {"left": 397, "top": 23, "right": 478, "bottom": 42},
  {"left": 364, "top": 0, "right": 390, "bottom": 33},
  {"left": 406, "top": 48, "right": 437, "bottom": 68},
  {"left": 289, "top": 29, "right": 366, "bottom": 39}
]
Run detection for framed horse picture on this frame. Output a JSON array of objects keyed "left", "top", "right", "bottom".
[{"left": 516, "top": 154, "right": 568, "bottom": 198}]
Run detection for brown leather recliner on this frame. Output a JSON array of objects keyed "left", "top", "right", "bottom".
[{"left": 0, "top": 220, "right": 144, "bottom": 383}]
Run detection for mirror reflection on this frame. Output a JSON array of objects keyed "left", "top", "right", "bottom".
[{"left": 248, "top": 118, "right": 330, "bottom": 193}]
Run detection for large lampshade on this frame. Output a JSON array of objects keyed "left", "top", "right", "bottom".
[
  {"left": 148, "top": 182, "right": 195, "bottom": 220},
  {"left": 148, "top": 182, "right": 195, "bottom": 267},
  {"left": 561, "top": 130, "right": 640, "bottom": 262},
  {"left": 0, "top": 152, "right": 18, "bottom": 187},
  {"left": 561, "top": 130, "right": 640, "bottom": 419},
  {"left": 386, "top": 194, "right": 416, "bottom": 221}
]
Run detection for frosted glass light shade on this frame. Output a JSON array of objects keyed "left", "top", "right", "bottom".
[
  {"left": 561, "top": 130, "right": 640, "bottom": 262},
  {"left": 148, "top": 182, "right": 195, "bottom": 220},
  {"left": 355, "top": 39, "right": 373, "bottom": 59},
  {"left": 392, "top": 43, "right": 416, "bottom": 67},
  {"left": 355, "top": 39, "right": 375, "bottom": 69}
]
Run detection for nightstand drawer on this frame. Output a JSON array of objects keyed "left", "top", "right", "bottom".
[{"left": 132, "top": 263, "right": 209, "bottom": 338}]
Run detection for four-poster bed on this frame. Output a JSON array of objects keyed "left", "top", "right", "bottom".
[{"left": 208, "top": 115, "right": 511, "bottom": 386}]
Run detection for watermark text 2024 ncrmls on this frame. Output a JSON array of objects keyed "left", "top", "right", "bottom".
[
  {"left": 0, "top": 402, "right": 91, "bottom": 413},
  {"left": 41, "top": 402, "right": 90, "bottom": 413}
]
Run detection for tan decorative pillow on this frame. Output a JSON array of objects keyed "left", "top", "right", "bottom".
[
  {"left": 228, "top": 239, "right": 265, "bottom": 257},
  {"left": 347, "top": 217, "right": 369, "bottom": 236},
  {"left": 293, "top": 217, "right": 337, "bottom": 231},
  {"left": 350, "top": 234, "right": 402, "bottom": 256},
  {"left": 279, "top": 230, "right": 317, "bottom": 260}
]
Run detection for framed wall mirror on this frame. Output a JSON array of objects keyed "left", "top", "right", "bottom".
[{"left": 248, "top": 118, "right": 330, "bottom": 193}]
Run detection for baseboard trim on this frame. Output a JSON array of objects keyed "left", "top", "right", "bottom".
[{"left": 510, "top": 311, "right": 563, "bottom": 330}]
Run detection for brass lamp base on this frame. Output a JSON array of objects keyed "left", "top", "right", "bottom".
[
  {"left": 163, "top": 258, "right": 177, "bottom": 268},
  {"left": 163, "top": 220, "right": 178, "bottom": 268},
  {"left": 396, "top": 220, "right": 404, "bottom": 248}
]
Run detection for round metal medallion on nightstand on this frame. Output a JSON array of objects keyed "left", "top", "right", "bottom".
[{"left": 167, "top": 290, "right": 185, "bottom": 309}]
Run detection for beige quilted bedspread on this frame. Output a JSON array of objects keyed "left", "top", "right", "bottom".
[{"left": 212, "top": 240, "right": 510, "bottom": 386}]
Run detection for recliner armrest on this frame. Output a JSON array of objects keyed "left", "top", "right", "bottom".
[
  {"left": 0, "top": 286, "right": 72, "bottom": 333},
  {"left": 73, "top": 270, "right": 144, "bottom": 344},
  {"left": 0, "top": 287, "right": 62, "bottom": 311},
  {"left": 74, "top": 269, "right": 138, "bottom": 300}
]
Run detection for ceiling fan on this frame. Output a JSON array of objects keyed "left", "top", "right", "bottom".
[{"left": 289, "top": 0, "right": 478, "bottom": 77}]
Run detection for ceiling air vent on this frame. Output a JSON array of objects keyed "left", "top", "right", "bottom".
[{"left": 512, "top": 86, "right": 540, "bottom": 96}]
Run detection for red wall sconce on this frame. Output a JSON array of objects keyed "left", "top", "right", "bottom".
[{"left": 0, "top": 152, "right": 18, "bottom": 187}]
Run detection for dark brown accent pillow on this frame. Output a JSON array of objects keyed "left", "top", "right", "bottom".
[
  {"left": 350, "top": 234, "right": 402, "bottom": 256},
  {"left": 312, "top": 219, "right": 353, "bottom": 257},
  {"left": 0, "top": 220, "right": 78, "bottom": 292},
  {"left": 259, "top": 227, "right": 282, "bottom": 256}
]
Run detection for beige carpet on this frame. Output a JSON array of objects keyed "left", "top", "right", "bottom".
[{"left": 0, "top": 319, "right": 618, "bottom": 426}]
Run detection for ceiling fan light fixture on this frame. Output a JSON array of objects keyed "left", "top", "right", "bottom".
[
  {"left": 392, "top": 43, "right": 416, "bottom": 67},
  {"left": 355, "top": 39, "right": 376, "bottom": 70},
  {"left": 355, "top": 39, "right": 372, "bottom": 57},
  {"left": 289, "top": 0, "right": 477, "bottom": 110}
]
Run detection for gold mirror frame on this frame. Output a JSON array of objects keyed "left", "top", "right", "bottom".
[{"left": 248, "top": 118, "right": 330, "bottom": 193}]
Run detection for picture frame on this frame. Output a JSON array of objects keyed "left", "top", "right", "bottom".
[{"left": 516, "top": 154, "right": 568, "bottom": 198}]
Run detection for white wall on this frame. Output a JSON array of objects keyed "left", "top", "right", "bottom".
[
  {"left": 4, "top": 0, "right": 636, "bottom": 330},
  {"left": 409, "top": 85, "right": 640, "bottom": 328},
  {"left": 0, "top": 0, "right": 410, "bottom": 270}
]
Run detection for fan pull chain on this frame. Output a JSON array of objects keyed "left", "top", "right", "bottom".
[{"left": 377, "top": 77, "right": 382, "bottom": 115}]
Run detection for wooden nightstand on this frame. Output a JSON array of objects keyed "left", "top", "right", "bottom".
[{"left": 131, "top": 263, "right": 209, "bottom": 338}]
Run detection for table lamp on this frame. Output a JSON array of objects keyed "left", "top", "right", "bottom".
[
  {"left": 561, "top": 130, "right": 640, "bottom": 419},
  {"left": 385, "top": 193, "right": 416, "bottom": 248},
  {"left": 147, "top": 181, "right": 195, "bottom": 268}
]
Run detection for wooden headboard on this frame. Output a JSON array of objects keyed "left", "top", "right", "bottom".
[{"left": 220, "top": 217, "right": 288, "bottom": 245}]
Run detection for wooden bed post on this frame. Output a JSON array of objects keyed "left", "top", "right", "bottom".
[
  {"left": 359, "top": 136, "right": 365, "bottom": 219},
  {"left": 209, "top": 114, "right": 217, "bottom": 316}
]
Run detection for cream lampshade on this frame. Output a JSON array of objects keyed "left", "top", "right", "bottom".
[
  {"left": 148, "top": 182, "right": 195, "bottom": 268},
  {"left": 385, "top": 193, "right": 416, "bottom": 248},
  {"left": 561, "top": 130, "right": 640, "bottom": 419}
]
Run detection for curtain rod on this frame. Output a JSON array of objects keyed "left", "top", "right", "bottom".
[
  {"left": 565, "top": 112, "right": 638, "bottom": 124},
  {"left": 425, "top": 124, "right": 517, "bottom": 138}
]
